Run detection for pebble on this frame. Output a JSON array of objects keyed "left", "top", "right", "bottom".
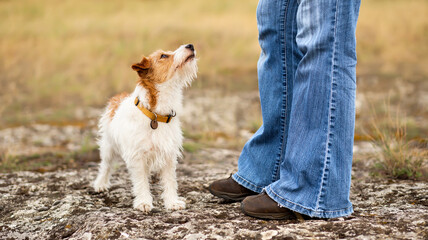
[
  {"left": 34, "top": 215, "right": 46, "bottom": 221},
  {"left": 87, "top": 162, "right": 99, "bottom": 168},
  {"left": 151, "top": 208, "right": 162, "bottom": 213},
  {"left": 37, "top": 206, "right": 50, "bottom": 212}
]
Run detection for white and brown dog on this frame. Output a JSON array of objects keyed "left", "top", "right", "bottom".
[{"left": 93, "top": 44, "right": 197, "bottom": 212}]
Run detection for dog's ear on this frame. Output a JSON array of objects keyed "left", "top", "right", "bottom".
[{"left": 132, "top": 57, "right": 151, "bottom": 75}]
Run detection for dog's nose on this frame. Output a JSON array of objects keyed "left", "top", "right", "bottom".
[{"left": 185, "top": 44, "right": 194, "bottom": 52}]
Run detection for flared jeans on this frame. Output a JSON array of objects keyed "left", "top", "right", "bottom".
[{"left": 233, "top": 0, "right": 361, "bottom": 218}]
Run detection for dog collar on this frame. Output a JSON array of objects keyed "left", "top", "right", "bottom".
[{"left": 134, "top": 97, "right": 176, "bottom": 129}]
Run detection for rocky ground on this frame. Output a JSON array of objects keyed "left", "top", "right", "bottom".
[
  {"left": 1, "top": 148, "right": 427, "bottom": 240},
  {"left": 0, "top": 91, "right": 427, "bottom": 239}
]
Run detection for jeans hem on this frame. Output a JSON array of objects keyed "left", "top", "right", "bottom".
[
  {"left": 265, "top": 186, "right": 353, "bottom": 219},
  {"left": 232, "top": 173, "right": 264, "bottom": 193}
]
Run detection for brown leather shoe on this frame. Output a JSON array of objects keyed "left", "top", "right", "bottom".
[
  {"left": 241, "top": 193, "right": 298, "bottom": 220},
  {"left": 208, "top": 175, "right": 257, "bottom": 201}
]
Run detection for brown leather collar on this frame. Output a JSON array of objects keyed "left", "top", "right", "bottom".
[{"left": 134, "top": 97, "right": 175, "bottom": 129}]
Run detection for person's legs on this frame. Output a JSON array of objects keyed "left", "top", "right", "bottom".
[
  {"left": 265, "top": 0, "right": 361, "bottom": 218},
  {"left": 233, "top": 0, "right": 298, "bottom": 193}
]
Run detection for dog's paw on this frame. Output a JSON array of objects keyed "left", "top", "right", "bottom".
[
  {"left": 134, "top": 202, "right": 153, "bottom": 213},
  {"left": 165, "top": 200, "right": 186, "bottom": 211},
  {"left": 93, "top": 181, "right": 109, "bottom": 192}
]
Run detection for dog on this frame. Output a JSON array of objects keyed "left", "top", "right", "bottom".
[{"left": 93, "top": 44, "right": 197, "bottom": 212}]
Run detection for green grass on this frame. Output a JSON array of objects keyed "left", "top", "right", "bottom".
[{"left": 182, "top": 142, "right": 203, "bottom": 153}]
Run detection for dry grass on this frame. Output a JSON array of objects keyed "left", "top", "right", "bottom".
[
  {"left": 1, "top": 0, "right": 427, "bottom": 177},
  {"left": 356, "top": 0, "right": 428, "bottom": 79},
  {"left": 0, "top": 0, "right": 260, "bottom": 126},
  {"left": 0, "top": 0, "right": 427, "bottom": 128},
  {"left": 368, "top": 103, "right": 428, "bottom": 180},
  {"left": 0, "top": 149, "right": 100, "bottom": 173}
]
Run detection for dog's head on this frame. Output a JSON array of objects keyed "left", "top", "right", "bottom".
[{"left": 131, "top": 44, "right": 197, "bottom": 88}]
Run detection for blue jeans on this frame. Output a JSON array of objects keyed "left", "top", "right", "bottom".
[{"left": 233, "top": 0, "right": 361, "bottom": 218}]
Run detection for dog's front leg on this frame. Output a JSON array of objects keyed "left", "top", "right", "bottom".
[
  {"left": 160, "top": 159, "right": 186, "bottom": 211},
  {"left": 126, "top": 159, "right": 153, "bottom": 213},
  {"left": 93, "top": 140, "right": 115, "bottom": 192}
]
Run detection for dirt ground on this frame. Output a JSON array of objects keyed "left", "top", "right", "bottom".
[
  {"left": 0, "top": 90, "right": 427, "bottom": 239},
  {"left": 0, "top": 148, "right": 427, "bottom": 240}
]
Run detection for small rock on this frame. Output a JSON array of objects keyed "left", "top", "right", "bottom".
[
  {"left": 261, "top": 230, "right": 278, "bottom": 240},
  {"left": 29, "top": 185, "right": 38, "bottom": 192},
  {"left": 16, "top": 186, "right": 29, "bottom": 195},
  {"left": 87, "top": 162, "right": 99, "bottom": 168},
  {"left": 37, "top": 206, "right": 50, "bottom": 212},
  {"left": 184, "top": 233, "right": 205, "bottom": 240},
  {"left": 87, "top": 189, "right": 100, "bottom": 195},
  {"left": 53, "top": 200, "right": 61, "bottom": 206},
  {"left": 99, "top": 207, "right": 110, "bottom": 211},
  {"left": 186, "top": 191, "right": 199, "bottom": 196},
  {"left": 120, "top": 232, "right": 129, "bottom": 238},
  {"left": 151, "top": 208, "right": 162, "bottom": 213},
  {"left": 34, "top": 215, "right": 46, "bottom": 221},
  {"left": 81, "top": 232, "right": 92, "bottom": 240}
]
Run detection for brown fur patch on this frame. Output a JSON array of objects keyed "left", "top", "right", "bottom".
[
  {"left": 107, "top": 92, "right": 129, "bottom": 120},
  {"left": 132, "top": 50, "right": 175, "bottom": 110},
  {"left": 137, "top": 81, "right": 158, "bottom": 110}
]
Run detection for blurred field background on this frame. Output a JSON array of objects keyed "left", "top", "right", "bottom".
[
  {"left": 0, "top": 0, "right": 427, "bottom": 178},
  {"left": 0, "top": 0, "right": 426, "bottom": 125},
  {"left": 0, "top": 0, "right": 260, "bottom": 126}
]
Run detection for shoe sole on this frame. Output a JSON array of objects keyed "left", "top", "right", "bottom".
[
  {"left": 208, "top": 187, "right": 254, "bottom": 202},
  {"left": 240, "top": 204, "right": 296, "bottom": 220}
]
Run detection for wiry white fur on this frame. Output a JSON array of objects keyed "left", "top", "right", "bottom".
[{"left": 93, "top": 44, "right": 197, "bottom": 212}]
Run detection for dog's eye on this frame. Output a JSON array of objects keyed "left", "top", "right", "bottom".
[{"left": 160, "top": 54, "right": 169, "bottom": 59}]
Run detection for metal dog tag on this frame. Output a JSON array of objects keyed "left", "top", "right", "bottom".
[{"left": 150, "top": 120, "right": 158, "bottom": 129}]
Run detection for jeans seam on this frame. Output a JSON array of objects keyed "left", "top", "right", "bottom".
[
  {"left": 272, "top": 0, "right": 289, "bottom": 184},
  {"left": 268, "top": 186, "right": 351, "bottom": 214},
  {"left": 315, "top": 0, "right": 339, "bottom": 210}
]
